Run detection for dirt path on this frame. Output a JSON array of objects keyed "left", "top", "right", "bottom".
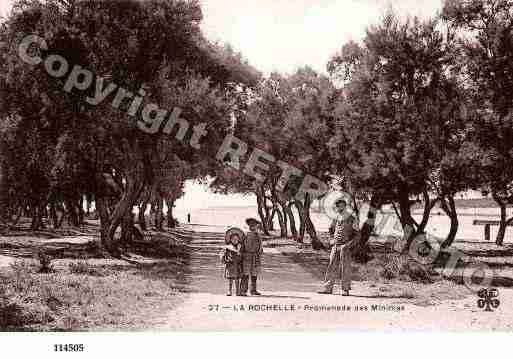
[{"left": 156, "top": 226, "right": 513, "bottom": 331}]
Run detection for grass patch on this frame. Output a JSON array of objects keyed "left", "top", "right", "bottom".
[
  {"left": 0, "top": 258, "right": 180, "bottom": 331},
  {"left": 378, "top": 253, "right": 437, "bottom": 283}
]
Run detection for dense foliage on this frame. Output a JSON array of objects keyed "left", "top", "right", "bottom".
[{"left": 2, "top": 0, "right": 513, "bottom": 261}]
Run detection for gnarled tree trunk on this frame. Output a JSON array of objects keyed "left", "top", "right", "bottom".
[
  {"left": 138, "top": 187, "right": 150, "bottom": 231},
  {"left": 30, "top": 204, "right": 45, "bottom": 230},
  {"left": 441, "top": 195, "right": 459, "bottom": 248},
  {"left": 120, "top": 210, "right": 135, "bottom": 249},
  {"left": 353, "top": 193, "right": 382, "bottom": 263},
  {"left": 78, "top": 196, "right": 85, "bottom": 225},
  {"left": 417, "top": 189, "right": 438, "bottom": 235},
  {"left": 397, "top": 191, "right": 419, "bottom": 252},
  {"left": 165, "top": 198, "right": 176, "bottom": 228},
  {"left": 49, "top": 201, "right": 59, "bottom": 229},
  {"left": 96, "top": 196, "right": 113, "bottom": 253},
  {"left": 103, "top": 169, "right": 145, "bottom": 258},
  {"left": 285, "top": 202, "right": 298, "bottom": 240},
  {"left": 282, "top": 206, "right": 289, "bottom": 235},
  {"left": 295, "top": 194, "right": 324, "bottom": 250},
  {"left": 65, "top": 199, "right": 79, "bottom": 227},
  {"left": 493, "top": 192, "right": 512, "bottom": 246},
  {"left": 138, "top": 202, "right": 148, "bottom": 231},
  {"left": 271, "top": 206, "right": 286, "bottom": 238},
  {"left": 291, "top": 201, "right": 306, "bottom": 243},
  {"left": 153, "top": 196, "right": 164, "bottom": 231},
  {"left": 255, "top": 186, "right": 270, "bottom": 235}
]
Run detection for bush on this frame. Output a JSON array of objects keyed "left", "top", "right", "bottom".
[
  {"left": 400, "top": 260, "right": 435, "bottom": 284},
  {"left": 380, "top": 254, "right": 435, "bottom": 283},
  {"left": 0, "top": 299, "right": 29, "bottom": 328},
  {"left": 380, "top": 254, "right": 403, "bottom": 280},
  {"left": 1, "top": 263, "right": 55, "bottom": 328},
  {"left": 35, "top": 250, "right": 53, "bottom": 273},
  {"left": 68, "top": 261, "right": 105, "bottom": 276},
  {"left": 85, "top": 240, "right": 104, "bottom": 257}
]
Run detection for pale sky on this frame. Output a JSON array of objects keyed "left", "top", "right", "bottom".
[
  {"left": 0, "top": 0, "right": 443, "bottom": 210},
  {"left": 1, "top": 0, "right": 443, "bottom": 74},
  {"left": 0, "top": 0, "right": 11, "bottom": 16},
  {"left": 200, "top": 0, "right": 442, "bottom": 74}
]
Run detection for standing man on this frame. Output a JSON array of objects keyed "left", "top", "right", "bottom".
[
  {"left": 318, "top": 199, "right": 359, "bottom": 296},
  {"left": 240, "top": 218, "right": 264, "bottom": 296},
  {"left": 187, "top": 213, "right": 191, "bottom": 224}
]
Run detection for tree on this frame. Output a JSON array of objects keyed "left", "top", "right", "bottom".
[
  {"left": 0, "top": 0, "right": 260, "bottom": 256},
  {"left": 235, "top": 69, "right": 337, "bottom": 249},
  {"left": 329, "top": 12, "right": 467, "bottom": 254},
  {"left": 442, "top": 0, "right": 513, "bottom": 245},
  {"left": 465, "top": 112, "right": 513, "bottom": 245}
]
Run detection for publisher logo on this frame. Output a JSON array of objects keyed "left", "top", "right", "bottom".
[{"left": 477, "top": 288, "right": 500, "bottom": 312}]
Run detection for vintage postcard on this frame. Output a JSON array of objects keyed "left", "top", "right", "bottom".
[{"left": 0, "top": 0, "right": 512, "bottom": 343}]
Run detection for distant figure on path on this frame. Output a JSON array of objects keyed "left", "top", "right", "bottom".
[
  {"left": 240, "top": 218, "right": 263, "bottom": 296},
  {"left": 221, "top": 228, "right": 244, "bottom": 296},
  {"left": 318, "top": 199, "right": 359, "bottom": 296},
  {"left": 187, "top": 213, "right": 191, "bottom": 223}
]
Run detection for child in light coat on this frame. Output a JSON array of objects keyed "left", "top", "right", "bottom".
[{"left": 221, "top": 229, "right": 243, "bottom": 296}]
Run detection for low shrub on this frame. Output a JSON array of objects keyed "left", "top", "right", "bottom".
[
  {"left": 400, "top": 260, "right": 435, "bottom": 284},
  {"left": 380, "top": 254, "right": 404, "bottom": 280},
  {"left": 35, "top": 250, "right": 53, "bottom": 273},
  {"left": 380, "top": 254, "right": 435, "bottom": 283},
  {"left": 68, "top": 261, "right": 105, "bottom": 276},
  {"left": 1, "top": 263, "right": 55, "bottom": 329}
]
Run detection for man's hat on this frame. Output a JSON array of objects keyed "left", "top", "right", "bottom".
[
  {"left": 245, "top": 218, "right": 261, "bottom": 227},
  {"left": 225, "top": 227, "right": 245, "bottom": 244}
]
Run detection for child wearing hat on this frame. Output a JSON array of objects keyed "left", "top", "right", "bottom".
[
  {"left": 240, "top": 218, "right": 263, "bottom": 296},
  {"left": 221, "top": 228, "right": 244, "bottom": 296}
]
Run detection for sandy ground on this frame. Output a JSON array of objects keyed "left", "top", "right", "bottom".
[
  {"left": 155, "top": 225, "right": 513, "bottom": 331},
  {"left": 0, "top": 254, "right": 15, "bottom": 268}
]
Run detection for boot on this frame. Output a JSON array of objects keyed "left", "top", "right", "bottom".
[
  {"left": 235, "top": 279, "right": 241, "bottom": 296},
  {"left": 250, "top": 276, "right": 261, "bottom": 295},
  {"left": 240, "top": 276, "right": 249, "bottom": 296},
  {"left": 317, "top": 283, "right": 334, "bottom": 295},
  {"left": 227, "top": 279, "right": 233, "bottom": 296}
]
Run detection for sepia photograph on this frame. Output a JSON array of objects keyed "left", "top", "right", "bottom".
[{"left": 0, "top": 0, "right": 513, "bottom": 348}]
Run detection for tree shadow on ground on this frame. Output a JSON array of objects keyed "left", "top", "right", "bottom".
[
  {"left": 101, "top": 259, "right": 195, "bottom": 294},
  {"left": 459, "top": 247, "right": 513, "bottom": 258},
  {"left": 282, "top": 252, "right": 329, "bottom": 281},
  {"left": 0, "top": 227, "right": 193, "bottom": 262},
  {"left": 0, "top": 241, "right": 104, "bottom": 260}
]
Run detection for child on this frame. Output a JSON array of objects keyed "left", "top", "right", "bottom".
[
  {"left": 221, "top": 228, "right": 244, "bottom": 296},
  {"left": 240, "top": 218, "right": 263, "bottom": 296}
]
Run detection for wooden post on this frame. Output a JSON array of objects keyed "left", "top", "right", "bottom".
[{"left": 485, "top": 224, "right": 491, "bottom": 241}]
